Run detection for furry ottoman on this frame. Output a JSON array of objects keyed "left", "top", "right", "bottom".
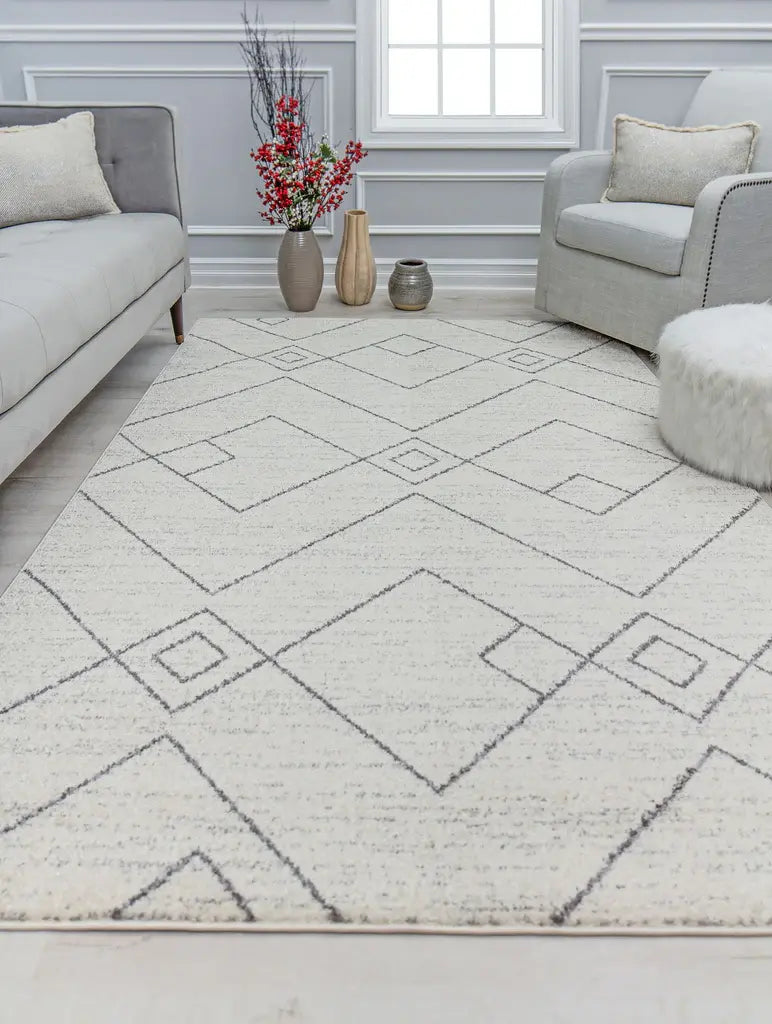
[{"left": 657, "top": 303, "right": 772, "bottom": 487}]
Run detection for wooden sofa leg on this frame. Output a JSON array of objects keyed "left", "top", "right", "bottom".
[{"left": 170, "top": 297, "right": 184, "bottom": 344}]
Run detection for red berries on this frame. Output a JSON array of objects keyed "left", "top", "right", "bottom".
[{"left": 251, "top": 94, "right": 367, "bottom": 230}]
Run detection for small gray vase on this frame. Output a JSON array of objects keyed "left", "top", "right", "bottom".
[
  {"left": 278, "top": 229, "right": 324, "bottom": 312},
  {"left": 388, "top": 259, "right": 433, "bottom": 311}
]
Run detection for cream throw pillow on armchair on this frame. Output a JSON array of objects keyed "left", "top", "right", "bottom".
[
  {"left": 603, "top": 114, "right": 759, "bottom": 206},
  {"left": 0, "top": 110, "right": 119, "bottom": 227}
]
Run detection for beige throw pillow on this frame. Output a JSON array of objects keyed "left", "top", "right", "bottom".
[
  {"left": 0, "top": 111, "right": 119, "bottom": 227},
  {"left": 603, "top": 114, "right": 760, "bottom": 206}
]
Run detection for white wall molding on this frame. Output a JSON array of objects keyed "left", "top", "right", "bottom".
[
  {"left": 581, "top": 22, "right": 772, "bottom": 42},
  {"left": 22, "top": 64, "right": 332, "bottom": 106},
  {"left": 355, "top": 172, "right": 545, "bottom": 237},
  {"left": 3, "top": 19, "right": 769, "bottom": 46},
  {"left": 23, "top": 64, "right": 335, "bottom": 237},
  {"left": 4, "top": 20, "right": 770, "bottom": 45},
  {"left": 595, "top": 65, "right": 712, "bottom": 148},
  {"left": 361, "top": 225, "right": 541, "bottom": 237},
  {"left": 190, "top": 257, "right": 538, "bottom": 291},
  {"left": 189, "top": 224, "right": 334, "bottom": 239},
  {"left": 0, "top": 23, "right": 356, "bottom": 44}
]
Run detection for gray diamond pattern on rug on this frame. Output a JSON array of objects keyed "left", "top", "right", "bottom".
[
  {"left": 1, "top": 316, "right": 772, "bottom": 931},
  {"left": 120, "top": 609, "right": 265, "bottom": 712},
  {"left": 368, "top": 440, "right": 461, "bottom": 483},
  {"left": 376, "top": 334, "right": 437, "bottom": 356}
]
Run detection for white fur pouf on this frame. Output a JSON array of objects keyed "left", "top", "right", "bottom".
[{"left": 657, "top": 303, "right": 772, "bottom": 487}]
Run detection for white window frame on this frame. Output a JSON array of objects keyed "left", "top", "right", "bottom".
[{"left": 356, "top": 0, "right": 579, "bottom": 149}]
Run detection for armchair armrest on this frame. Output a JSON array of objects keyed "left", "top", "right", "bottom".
[
  {"left": 0, "top": 102, "right": 184, "bottom": 223},
  {"left": 539, "top": 151, "right": 613, "bottom": 235},
  {"left": 535, "top": 151, "right": 612, "bottom": 312},
  {"left": 682, "top": 172, "right": 772, "bottom": 307}
]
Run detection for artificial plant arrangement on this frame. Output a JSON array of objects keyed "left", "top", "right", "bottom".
[
  {"left": 249, "top": 95, "right": 366, "bottom": 233},
  {"left": 241, "top": 7, "right": 367, "bottom": 311}
]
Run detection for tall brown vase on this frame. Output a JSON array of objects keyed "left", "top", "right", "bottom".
[
  {"left": 335, "top": 209, "right": 377, "bottom": 306},
  {"left": 277, "top": 229, "right": 324, "bottom": 312}
]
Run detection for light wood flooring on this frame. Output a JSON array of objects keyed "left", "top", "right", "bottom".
[{"left": 2, "top": 289, "right": 771, "bottom": 1023}]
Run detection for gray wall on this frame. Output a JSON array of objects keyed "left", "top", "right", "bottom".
[{"left": 1, "top": 0, "right": 772, "bottom": 288}]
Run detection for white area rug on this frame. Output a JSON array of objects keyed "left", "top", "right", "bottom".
[{"left": 2, "top": 315, "right": 772, "bottom": 932}]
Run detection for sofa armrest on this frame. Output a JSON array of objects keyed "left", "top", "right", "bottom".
[
  {"left": 0, "top": 102, "right": 185, "bottom": 223},
  {"left": 539, "top": 151, "right": 613, "bottom": 236},
  {"left": 682, "top": 172, "right": 772, "bottom": 307}
]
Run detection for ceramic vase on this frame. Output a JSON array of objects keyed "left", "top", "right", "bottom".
[
  {"left": 335, "top": 210, "right": 377, "bottom": 306},
  {"left": 388, "top": 258, "right": 433, "bottom": 311},
  {"left": 277, "top": 229, "right": 324, "bottom": 312}
]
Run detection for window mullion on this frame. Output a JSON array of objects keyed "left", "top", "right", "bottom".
[
  {"left": 436, "top": 0, "right": 443, "bottom": 116},
  {"left": 489, "top": 0, "right": 495, "bottom": 116},
  {"left": 543, "top": 0, "right": 549, "bottom": 116}
]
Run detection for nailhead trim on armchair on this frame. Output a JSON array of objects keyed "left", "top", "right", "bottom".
[{"left": 703, "top": 177, "right": 772, "bottom": 307}]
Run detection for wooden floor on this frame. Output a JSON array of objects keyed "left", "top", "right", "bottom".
[{"left": 2, "top": 288, "right": 772, "bottom": 1023}]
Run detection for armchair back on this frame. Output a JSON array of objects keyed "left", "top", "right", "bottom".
[{"left": 682, "top": 70, "right": 772, "bottom": 171}]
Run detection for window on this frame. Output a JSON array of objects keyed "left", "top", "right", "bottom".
[{"left": 357, "top": 0, "right": 579, "bottom": 148}]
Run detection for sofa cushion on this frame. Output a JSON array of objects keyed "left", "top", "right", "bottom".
[
  {"left": 0, "top": 111, "right": 120, "bottom": 228},
  {"left": 556, "top": 202, "right": 694, "bottom": 276},
  {"left": 0, "top": 213, "right": 184, "bottom": 414}
]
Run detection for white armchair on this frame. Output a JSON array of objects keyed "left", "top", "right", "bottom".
[{"left": 535, "top": 70, "right": 772, "bottom": 352}]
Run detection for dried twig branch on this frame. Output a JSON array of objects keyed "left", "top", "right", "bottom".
[{"left": 240, "top": 5, "right": 315, "bottom": 160}]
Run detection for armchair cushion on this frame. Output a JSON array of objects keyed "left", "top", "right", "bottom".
[
  {"left": 603, "top": 115, "right": 758, "bottom": 206},
  {"left": 556, "top": 202, "right": 694, "bottom": 276}
]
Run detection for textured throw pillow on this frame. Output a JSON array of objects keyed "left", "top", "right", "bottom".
[
  {"left": 0, "top": 111, "right": 119, "bottom": 227},
  {"left": 603, "top": 114, "right": 759, "bottom": 206}
]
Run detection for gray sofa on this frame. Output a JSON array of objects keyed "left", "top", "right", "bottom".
[
  {"left": 535, "top": 70, "right": 772, "bottom": 352},
  {"left": 0, "top": 102, "right": 189, "bottom": 483}
]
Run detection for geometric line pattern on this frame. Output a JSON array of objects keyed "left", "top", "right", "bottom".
[
  {"left": 590, "top": 612, "right": 748, "bottom": 721},
  {"left": 112, "top": 849, "right": 256, "bottom": 922},
  {"left": 630, "top": 636, "right": 706, "bottom": 689},
  {"left": 1, "top": 316, "right": 771, "bottom": 931},
  {"left": 155, "top": 632, "right": 228, "bottom": 683}
]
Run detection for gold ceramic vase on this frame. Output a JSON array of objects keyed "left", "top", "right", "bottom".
[{"left": 335, "top": 209, "right": 377, "bottom": 306}]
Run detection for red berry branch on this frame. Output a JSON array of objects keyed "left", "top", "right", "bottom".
[{"left": 250, "top": 95, "right": 368, "bottom": 231}]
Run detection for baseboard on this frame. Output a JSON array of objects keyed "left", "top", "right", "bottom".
[{"left": 190, "top": 257, "right": 538, "bottom": 292}]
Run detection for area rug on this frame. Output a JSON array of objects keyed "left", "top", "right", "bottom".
[{"left": 2, "top": 315, "right": 772, "bottom": 933}]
